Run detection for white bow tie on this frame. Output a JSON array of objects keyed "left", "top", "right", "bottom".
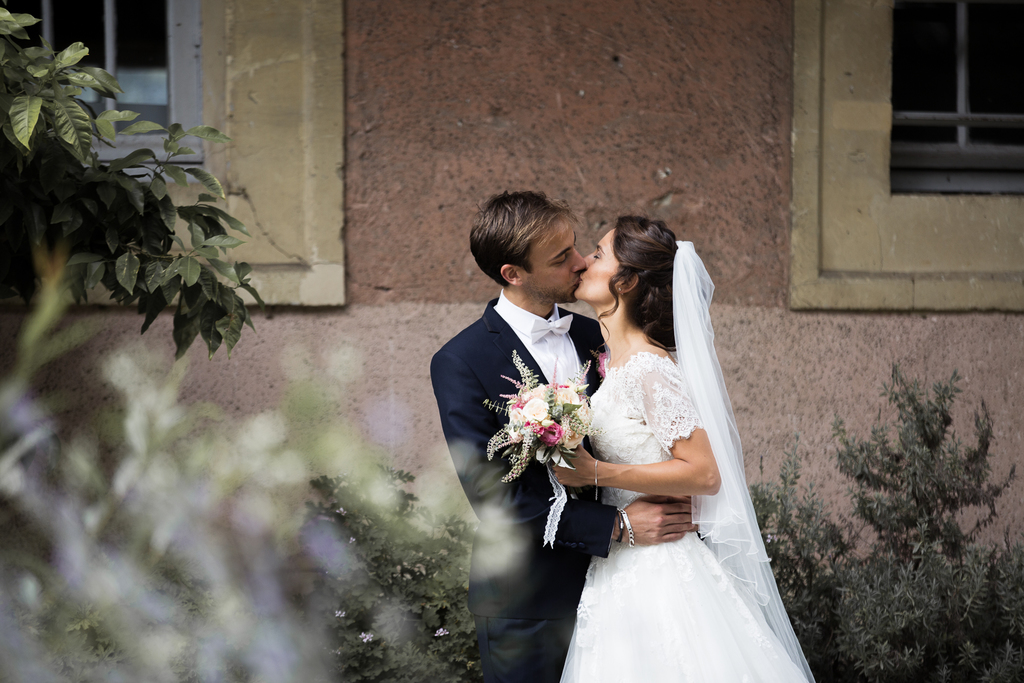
[{"left": 529, "top": 315, "right": 573, "bottom": 343}]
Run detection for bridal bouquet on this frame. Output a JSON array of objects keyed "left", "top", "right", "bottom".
[{"left": 485, "top": 350, "right": 594, "bottom": 482}]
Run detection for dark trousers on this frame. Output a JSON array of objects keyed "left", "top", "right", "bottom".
[{"left": 474, "top": 615, "right": 575, "bottom": 683}]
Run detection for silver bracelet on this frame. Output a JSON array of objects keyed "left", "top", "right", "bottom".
[
  {"left": 594, "top": 460, "right": 599, "bottom": 501},
  {"left": 617, "top": 507, "right": 635, "bottom": 547}
]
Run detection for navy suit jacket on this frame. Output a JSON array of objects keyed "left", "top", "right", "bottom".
[{"left": 431, "top": 300, "right": 618, "bottom": 619}]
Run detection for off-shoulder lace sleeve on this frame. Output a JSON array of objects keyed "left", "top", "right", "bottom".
[{"left": 638, "top": 356, "right": 703, "bottom": 451}]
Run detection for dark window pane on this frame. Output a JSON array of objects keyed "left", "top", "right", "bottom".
[
  {"left": 116, "top": 0, "right": 168, "bottom": 126},
  {"left": 971, "top": 128, "right": 1024, "bottom": 146},
  {"left": 53, "top": 0, "right": 105, "bottom": 67},
  {"left": 892, "top": 2, "right": 957, "bottom": 113},
  {"left": 892, "top": 125, "right": 957, "bottom": 143},
  {"left": 968, "top": 4, "right": 1024, "bottom": 115}
]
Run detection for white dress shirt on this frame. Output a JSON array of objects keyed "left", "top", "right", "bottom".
[{"left": 494, "top": 290, "right": 582, "bottom": 385}]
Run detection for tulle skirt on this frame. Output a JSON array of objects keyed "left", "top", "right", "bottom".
[{"left": 560, "top": 533, "right": 811, "bottom": 683}]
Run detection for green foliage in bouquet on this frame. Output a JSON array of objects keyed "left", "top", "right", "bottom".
[
  {"left": 0, "top": 5, "right": 262, "bottom": 359},
  {"left": 752, "top": 366, "right": 1023, "bottom": 683},
  {"left": 306, "top": 468, "right": 483, "bottom": 683}
]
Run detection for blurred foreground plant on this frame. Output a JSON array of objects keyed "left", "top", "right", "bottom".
[
  {"left": 305, "top": 467, "right": 481, "bottom": 683},
  {"left": 1, "top": 251, "right": 494, "bottom": 681},
  {"left": 752, "top": 366, "right": 1023, "bottom": 683}
]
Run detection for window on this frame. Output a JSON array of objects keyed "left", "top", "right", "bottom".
[
  {"left": 19, "top": 0, "right": 202, "bottom": 163},
  {"left": 790, "top": 0, "right": 1024, "bottom": 311},
  {"left": 891, "top": 1, "right": 1024, "bottom": 193}
]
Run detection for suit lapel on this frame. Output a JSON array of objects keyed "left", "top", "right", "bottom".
[{"left": 483, "top": 301, "right": 547, "bottom": 383}]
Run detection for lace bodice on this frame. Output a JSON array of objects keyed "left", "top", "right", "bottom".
[{"left": 591, "top": 352, "right": 703, "bottom": 508}]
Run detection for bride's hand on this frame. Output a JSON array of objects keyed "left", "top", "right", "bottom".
[{"left": 553, "top": 446, "right": 597, "bottom": 487}]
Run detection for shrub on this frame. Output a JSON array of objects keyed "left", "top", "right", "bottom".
[
  {"left": 753, "top": 366, "right": 1023, "bottom": 683},
  {"left": 305, "top": 467, "right": 482, "bottom": 683}
]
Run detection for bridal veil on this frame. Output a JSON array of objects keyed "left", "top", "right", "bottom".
[{"left": 672, "top": 241, "right": 815, "bottom": 682}]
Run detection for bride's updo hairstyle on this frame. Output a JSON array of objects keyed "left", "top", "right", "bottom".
[{"left": 605, "top": 216, "right": 679, "bottom": 350}]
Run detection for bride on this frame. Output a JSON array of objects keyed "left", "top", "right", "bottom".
[{"left": 553, "top": 216, "right": 814, "bottom": 683}]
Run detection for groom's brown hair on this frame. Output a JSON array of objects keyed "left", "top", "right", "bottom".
[{"left": 470, "top": 191, "right": 581, "bottom": 287}]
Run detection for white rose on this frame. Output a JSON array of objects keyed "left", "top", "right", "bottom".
[
  {"left": 521, "top": 397, "right": 549, "bottom": 423},
  {"left": 509, "top": 407, "right": 525, "bottom": 426},
  {"left": 555, "top": 387, "right": 581, "bottom": 405}
]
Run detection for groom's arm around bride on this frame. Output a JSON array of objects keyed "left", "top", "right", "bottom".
[{"left": 430, "top": 191, "right": 694, "bottom": 683}]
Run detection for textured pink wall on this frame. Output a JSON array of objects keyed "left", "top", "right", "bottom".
[{"left": 345, "top": 0, "right": 792, "bottom": 307}]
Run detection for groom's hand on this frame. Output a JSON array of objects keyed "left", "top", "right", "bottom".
[{"left": 623, "top": 495, "right": 697, "bottom": 546}]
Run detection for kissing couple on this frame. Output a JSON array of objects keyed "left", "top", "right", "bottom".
[{"left": 431, "top": 191, "right": 814, "bottom": 683}]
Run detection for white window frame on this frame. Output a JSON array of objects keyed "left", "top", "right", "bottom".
[{"left": 40, "top": 0, "right": 203, "bottom": 164}]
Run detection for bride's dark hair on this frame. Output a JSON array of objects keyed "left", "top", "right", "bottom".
[{"left": 603, "top": 216, "right": 679, "bottom": 350}]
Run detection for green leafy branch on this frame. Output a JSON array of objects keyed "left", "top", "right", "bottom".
[{"left": 0, "top": 7, "right": 262, "bottom": 359}]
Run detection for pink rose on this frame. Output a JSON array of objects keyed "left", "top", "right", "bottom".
[{"left": 538, "top": 423, "right": 563, "bottom": 446}]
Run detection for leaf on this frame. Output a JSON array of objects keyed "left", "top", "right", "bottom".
[
  {"left": 197, "top": 193, "right": 219, "bottom": 203},
  {"left": 51, "top": 202, "right": 74, "bottom": 224},
  {"left": 116, "top": 175, "right": 145, "bottom": 214},
  {"left": 144, "top": 260, "right": 165, "bottom": 293},
  {"left": 115, "top": 252, "right": 140, "bottom": 294},
  {"left": 180, "top": 257, "right": 201, "bottom": 287},
  {"left": 51, "top": 97, "right": 92, "bottom": 160},
  {"left": 61, "top": 210, "right": 83, "bottom": 236},
  {"left": 66, "top": 252, "right": 103, "bottom": 266},
  {"left": 108, "top": 148, "right": 154, "bottom": 173},
  {"left": 10, "top": 95, "right": 42, "bottom": 149},
  {"left": 241, "top": 283, "right": 265, "bottom": 313},
  {"left": 80, "top": 198, "right": 98, "bottom": 216},
  {"left": 188, "top": 221, "right": 206, "bottom": 249},
  {"left": 157, "top": 194, "right": 176, "bottom": 230},
  {"left": 150, "top": 174, "right": 167, "bottom": 201},
  {"left": 234, "top": 262, "right": 253, "bottom": 281},
  {"left": 120, "top": 120, "right": 166, "bottom": 136},
  {"left": 105, "top": 226, "right": 119, "bottom": 253},
  {"left": 172, "top": 306, "right": 201, "bottom": 359},
  {"left": 97, "top": 182, "right": 116, "bottom": 209},
  {"left": 85, "top": 261, "right": 105, "bottom": 289},
  {"left": 97, "top": 109, "right": 138, "bottom": 122},
  {"left": 54, "top": 42, "right": 89, "bottom": 68},
  {"left": 207, "top": 258, "right": 241, "bottom": 284},
  {"left": 167, "top": 123, "right": 185, "bottom": 141},
  {"left": 140, "top": 288, "right": 168, "bottom": 334},
  {"left": 197, "top": 204, "right": 249, "bottom": 236},
  {"left": 185, "top": 125, "right": 231, "bottom": 143},
  {"left": 215, "top": 308, "right": 243, "bottom": 357},
  {"left": 163, "top": 163, "right": 188, "bottom": 188},
  {"left": 203, "top": 235, "right": 244, "bottom": 248},
  {"left": 194, "top": 245, "right": 219, "bottom": 259},
  {"left": 163, "top": 139, "right": 180, "bottom": 155},
  {"left": 94, "top": 117, "right": 115, "bottom": 141},
  {"left": 185, "top": 168, "right": 225, "bottom": 198},
  {"left": 198, "top": 268, "right": 218, "bottom": 301},
  {"left": 79, "top": 67, "right": 124, "bottom": 95},
  {"left": 199, "top": 301, "right": 224, "bottom": 358}
]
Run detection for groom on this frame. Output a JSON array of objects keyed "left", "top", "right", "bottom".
[{"left": 430, "top": 191, "right": 695, "bottom": 683}]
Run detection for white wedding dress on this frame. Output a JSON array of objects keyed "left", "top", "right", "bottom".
[{"left": 560, "top": 352, "right": 811, "bottom": 683}]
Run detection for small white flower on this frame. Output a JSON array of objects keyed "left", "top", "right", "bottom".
[
  {"left": 766, "top": 534, "right": 774, "bottom": 544},
  {"left": 360, "top": 632, "right": 374, "bottom": 643},
  {"left": 349, "top": 537, "right": 355, "bottom": 543},
  {"left": 335, "top": 610, "right": 346, "bottom": 618},
  {"left": 336, "top": 507, "right": 346, "bottom": 515},
  {"left": 434, "top": 628, "right": 449, "bottom": 637}
]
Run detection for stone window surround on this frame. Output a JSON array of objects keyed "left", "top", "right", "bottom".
[{"left": 790, "top": 0, "right": 1024, "bottom": 311}]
